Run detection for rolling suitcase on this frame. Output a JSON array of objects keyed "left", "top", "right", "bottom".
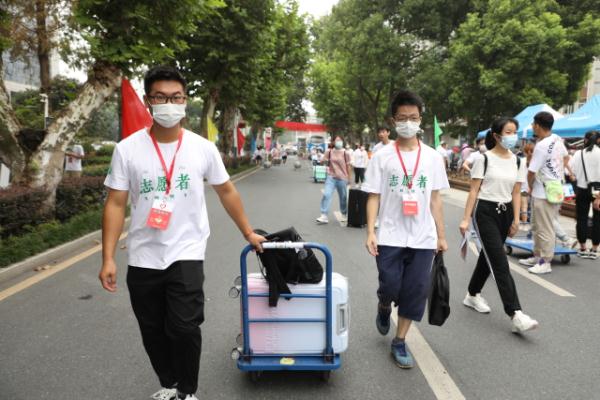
[
  {"left": 246, "top": 272, "right": 349, "bottom": 354},
  {"left": 347, "top": 188, "right": 368, "bottom": 227}
]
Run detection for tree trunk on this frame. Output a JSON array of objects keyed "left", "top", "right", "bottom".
[
  {"left": 217, "top": 104, "right": 237, "bottom": 154},
  {"left": 0, "top": 77, "right": 26, "bottom": 182},
  {"left": 199, "top": 87, "right": 219, "bottom": 138},
  {"left": 26, "top": 62, "right": 121, "bottom": 210},
  {"left": 35, "top": 0, "right": 51, "bottom": 95}
]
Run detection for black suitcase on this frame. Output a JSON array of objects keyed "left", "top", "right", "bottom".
[{"left": 347, "top": 188, "right": 368, "bottom": 227}]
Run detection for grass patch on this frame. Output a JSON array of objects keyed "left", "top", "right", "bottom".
[
  {"left": 227, "top": 163, "right": 257, "bottom": 177},
  {"left": 0, "top": 207, "right": 103, "bottom": 268}
]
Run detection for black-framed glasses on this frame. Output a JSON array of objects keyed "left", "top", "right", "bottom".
[
  {"left": 394, "top": 115, "right": 421, "bottom": 123},
  {"left": 147, "top": 94, "right": 187, "bottom": 104}
]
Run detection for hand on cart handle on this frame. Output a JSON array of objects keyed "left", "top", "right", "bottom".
[{"left": 245, "top": 232, "right": 266, "bottom": 253}]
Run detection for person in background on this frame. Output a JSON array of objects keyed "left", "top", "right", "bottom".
[
  {"left": 436, "top": 141, "right": 449, "bottom": 169},
  {"left": 281, "top": 148, "right": 288, "bottom": 164},
  {"left": 459, "top": 117, "right": 538, "bottom": 333},
  {"left": 316, "top": 136, "right": 352, "bottom": 224},
  {"left": 372, "top": 126, "right": 391, "bottom": 154},
  {"left": 65, "top": 142, "right": 85, "bottom": 178},
  {"left": 364, "top": 90, "right": 448, "bottom": 369},
  {"left": 569, "top": 130, "right": 600, "bottom": 259},
  {"left": 519, "top": 112, "right": 569, "bottom": 274},
  {"left": 458, "top": 143, "right": 473, "bottom": 171},
  {"left": 461, "top": 137, "right": 486, "bottom": 175},
  {"left": 352, "top": 144, "right": 368, "bottom": 188},
  {"left": 253, "top": 145, "right": 263, "bottom": 165}
]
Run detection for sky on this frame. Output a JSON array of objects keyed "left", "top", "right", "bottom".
[{"left": 298, "top": 0, "right": 338, "bottom": 18}]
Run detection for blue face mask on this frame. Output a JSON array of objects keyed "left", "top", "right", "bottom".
[{"left": 501, "top": 135, "right": 518, "bottom": 150}]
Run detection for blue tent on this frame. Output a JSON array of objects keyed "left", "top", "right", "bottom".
[
  {"left": 551, "top": 94, "right": 600, "bottom": 138},
  {"left": 477, "top": 103, "right": 563, "bottom": 139}
]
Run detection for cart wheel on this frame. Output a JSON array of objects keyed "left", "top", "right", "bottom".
[
  {"left": 561, "top": 254, "right": 571, "bottom": 264},
  {"left": 320, "top": 370, "right": 331, "bottom": 382},
  {"left": 249, "top": 371, "right": 262, "bottom": 383},
  {"left": 505, "top": 246, "right": 513, "bottom": 255}
]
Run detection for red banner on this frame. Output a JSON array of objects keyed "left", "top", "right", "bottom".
[
  {"left": 274, "top": 121, "right": 328, "bottom": 132},
  {"left": 121, "top": 78, "right": 152, "bottom": 139}
]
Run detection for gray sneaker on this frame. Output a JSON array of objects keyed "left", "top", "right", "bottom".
[{"left": 585, "top": 249, "right": 598, "bottom": 260}]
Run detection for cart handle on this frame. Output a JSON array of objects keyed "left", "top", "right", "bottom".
[{"left": 261, "top": 241, "right": 308, "bottom": 250}]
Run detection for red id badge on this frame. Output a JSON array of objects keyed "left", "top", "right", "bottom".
[
  {"left": 146, "top": 196, "right": 175, "bottom": 230},
  {"left": 402, "top": 193, "right": 419, "bottom": 216}
]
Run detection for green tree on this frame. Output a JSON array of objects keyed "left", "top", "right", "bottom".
[
  {"left": 310, "top": 0, "right": 423, "bottom": 141},
  {"left": 443, "top": 0, "right": 600, "bottom": 134},
  {"left": 0, "top": 1, "right": 223, "bottom": 209}
]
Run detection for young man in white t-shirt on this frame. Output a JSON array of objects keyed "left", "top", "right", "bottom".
[
  {"left": 372, "top": 126, "right": 391, "bottom": 154},
  {"left": 99, "top": 66, "right": 265, "bottom": 400},
  {"left": 363, "top": 90, "right": 449, "bottom": 369},
  {"left": 520, "top": 111, "right": 569, "bottom": 274},
  {"left": 64, "top": 143, "right": 85, "bottom": 178}
]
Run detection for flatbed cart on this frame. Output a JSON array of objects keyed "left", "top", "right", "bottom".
[
  {"left": 231, "top": 242, "right": 341, "bottom": 382},
  {"left": 505, "top": 237, "right": 576, "bottom": 264}
]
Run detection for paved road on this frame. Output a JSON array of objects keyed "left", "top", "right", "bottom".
[{"left": 1, "top": 157, "right": 599, "bottom": 400}]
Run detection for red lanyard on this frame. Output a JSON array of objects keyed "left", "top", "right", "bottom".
[
  {"left": 395, "top": 141, "right": 421, "bottom": 189},
  {"left": 149, "top": 129, "right": 184, "bottom": 194}
]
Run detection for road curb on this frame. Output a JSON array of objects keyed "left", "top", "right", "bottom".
[{"left": 0, "top": 166, "right": 260, "bottom": 285}]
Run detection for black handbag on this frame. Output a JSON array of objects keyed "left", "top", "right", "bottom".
[
  {"left": 428, "top": 253, "right": 450, "bottom": 326},
  {"left": 254, "top": 227, "right": 324, "bottom": 306}
]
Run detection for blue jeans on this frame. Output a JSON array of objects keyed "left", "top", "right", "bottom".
[{"left": 320, "top": 176, "right": 348, "bottom": 215}]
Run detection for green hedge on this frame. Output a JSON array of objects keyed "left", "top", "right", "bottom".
[
  {"left": 83, "top": 164, "right": 110, "bottom": 177},
  {"left": 55, "top": 176, "right": 106, "bottom": 221},
  {"left": 0, "top": 207, "right": 103, "bottom": 267},
  {"left": 84, "top": 155, "right": 113, "bottom": 165}
]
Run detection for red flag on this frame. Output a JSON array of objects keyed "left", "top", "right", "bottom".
[
  {"left": 237, "top": 126, "right": 245, "bottom": 155},
  {"left": 121, "top": 78, "right": 152, "bottom": 139}
]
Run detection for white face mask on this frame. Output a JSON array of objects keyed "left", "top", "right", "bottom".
[
  {"left": 479, "top": 145, "right": 487, "bottom": 153},
  {"left": 395, "top": 121, "right": 421, "bottom": 139},
  {"left": 151, "top": 103, "right": 186, "bottom": 128}
]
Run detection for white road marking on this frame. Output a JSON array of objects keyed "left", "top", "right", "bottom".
[
  {"left": 391, "top": 313, "right": 466, "bottom": 400},
  {"left": 468, "top": 242, "right": 575, "bottom": 297}
]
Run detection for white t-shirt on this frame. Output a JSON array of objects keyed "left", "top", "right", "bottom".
[
  {"left": 528, "top": 134, "right": 568, "bottom": 199},
  {"left": 465, "top": 151, "right": 484, "bottom": 168},
  {"left": 104, "top": 129, "right": 230, "bottom": 270},
  {"left": 569, "top": 147, "right": 600, "bottom": 189},
  {"left": 471, "top": 152, "right": 526, "bottom": 203},
  {"left": 352, "top": 149, "right": 368, "bottom": 168},
  {"left": 65, "top": 144, "right": 85, "bottom": 171},
  {"left": 372, "top": 141, "right": 390, "bottom": 154},
  {"left": 436, "top": 146, "right": 448, "bottom": 159},
  {"left": 362, "top": 142, "right": 449, "bottom": 249}
]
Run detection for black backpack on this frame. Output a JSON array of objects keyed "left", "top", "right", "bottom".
[{"left": 254, "top": 227, "right": 324, "bottom": 306}]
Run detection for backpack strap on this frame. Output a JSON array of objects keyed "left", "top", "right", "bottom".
[{"left": 581, "top": 150, "right": 589, "bottom": 183}]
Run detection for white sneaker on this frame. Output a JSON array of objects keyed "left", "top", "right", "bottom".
[
  {"left": 316, "top": 214, "right": 329, "bottom": 224},
  {"left": 463, "top": 293, "right": 491, "bottom": 313},
  {"left": 561, "top": 237, "right": 577, "bottom": 249},
  {"left": 528, "top": 260, "right": 552, "bottom": 275},
  {"left": 339, "top": 214, "right": 347, "bottom": 222},
  {"left": 151, "top": 388, "right": 177, "bottom": 400},
  {"left": 518, "top": 256, "right": 538, "bottom": 266},
  {"left": 511, "top": 310, "right": 539, "bottom": 333}
]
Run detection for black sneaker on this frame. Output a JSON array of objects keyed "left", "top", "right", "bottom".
[{"left": 376, "top": 303, "right": 392, "bottom": 335}]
